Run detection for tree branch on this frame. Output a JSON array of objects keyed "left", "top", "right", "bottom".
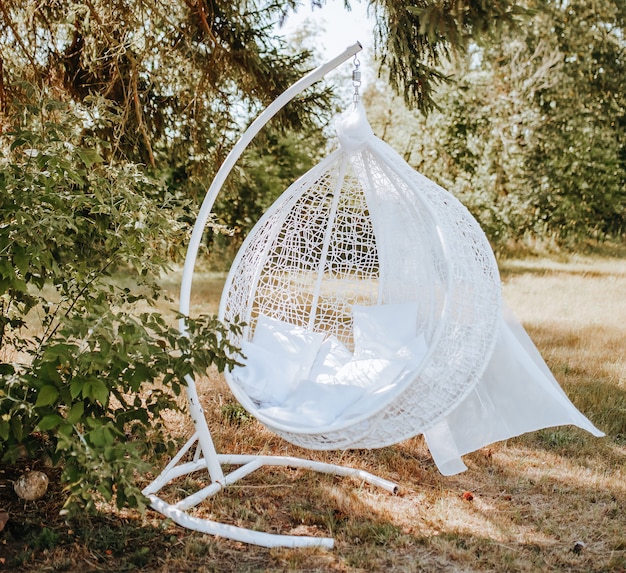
[
  {"left": 83, "top": 0, "right": 156, "bottom": 167},
  {"left": 0, "top": 1, "right": 39, "bottom": 75},
  {"left": 131, "top": 61, "right": 156, "bottom": 168},
  {"left": 188, "top": 0, "right": 219, "bottom": 47},
  {"left": 0, "top": 56, "right": 6, "bottom": 117}
]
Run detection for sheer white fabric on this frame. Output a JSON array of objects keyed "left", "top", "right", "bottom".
[
  {"left": 423, "top": 303, "right": 605, "bottom": 475},
  {"left": 220, "top": 102, "right": 602, "bottom": 458}
]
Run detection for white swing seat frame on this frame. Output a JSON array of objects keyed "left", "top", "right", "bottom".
[{"left": 143, "top": 42, "right": 400, "bottom": 549}]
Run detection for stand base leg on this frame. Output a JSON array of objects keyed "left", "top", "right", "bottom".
[{"left": 143, "top": 449, "right": 399, "bottom": 549}]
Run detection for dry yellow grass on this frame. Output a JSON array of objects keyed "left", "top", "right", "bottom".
[
  {"left": 141, "top": 251, "right": 625, "bottom": 572},
  {"left": 6, "top": 252, "right": 624, "bottom": 572}
]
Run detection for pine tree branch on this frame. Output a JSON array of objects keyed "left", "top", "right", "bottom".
[
  {"left": 0, "top": 0, "right": 40, "bottom": 75},
  {"left": 83, "top": 0, "right": 156, "bottom": 167}
]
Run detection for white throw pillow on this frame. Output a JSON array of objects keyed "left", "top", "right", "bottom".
[
  {"left": 252, "top": 315, "right": 325, "bottom": 380},
  {"left": 333, "top": 356, "right": 406, "bottom": 390},
  {"left": 352, "top": 302, "right": 419, "bottom": 358},
  {"left": 232, "top": 340, "right": 299, "bottom": 405}
]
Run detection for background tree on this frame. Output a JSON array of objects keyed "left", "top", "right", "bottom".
[
  {"left": 364, "top": 0, "right": 626, "bottom": 245},
  {"left": 523, "top": 0, "right": 626, "bottom": 241},
  {"left": 370, "top": 0, "right": 527, "bottom": 112}
]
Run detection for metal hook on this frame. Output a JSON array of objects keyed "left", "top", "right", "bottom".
[{"left": 352, "top": 55, "right": 361, "bottom": 105}]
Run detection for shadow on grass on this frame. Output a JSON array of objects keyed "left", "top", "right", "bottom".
[
  {"left": 4, "top": 297, "right": 625, "bottom": 572},
  {"left": 3, "top": 426, "right": 624, "bottom": 573},
  {"left": 499, "top": 261, "right": 626, "bottom": 280},
  {"left": 442, "top": 439, "right": 626, "bottom": 569}
]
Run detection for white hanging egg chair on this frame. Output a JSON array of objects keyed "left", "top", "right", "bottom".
[
  {"left": 220, "top": 101, "right": 501, "bottom": 450},
  {"left": 143, "top": 43, "right": 603, "bottom": 549}
]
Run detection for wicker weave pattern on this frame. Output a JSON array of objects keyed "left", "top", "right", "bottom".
[{"left": 219, "top": 114, "right": 501, "bottom": 450}]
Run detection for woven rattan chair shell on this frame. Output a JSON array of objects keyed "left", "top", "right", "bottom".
[{"left": 219, "top": 107, "right": 502, "bottom": 450}]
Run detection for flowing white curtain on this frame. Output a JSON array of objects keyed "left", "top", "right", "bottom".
[{"left": 423, "top": 303, "right": 604, "bottom": 475}]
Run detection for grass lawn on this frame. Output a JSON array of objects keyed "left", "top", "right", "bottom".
[{"left": 1, "top": 250, "right": 625, "bottom": 572}]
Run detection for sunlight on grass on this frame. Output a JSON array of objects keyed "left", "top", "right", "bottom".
[{"left": 8, "top": 251, "right": 624, "bottom": 572}]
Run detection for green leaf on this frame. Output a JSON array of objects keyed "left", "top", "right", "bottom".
[
  {"left": 35, "top": 384, "right": 60, "bottom": 407},
  {"left": 0, "top": 363, "right": 15, "bottom": 376},
  {"left": 10, "top": 416, "right": 24, "bottom": 442},
  {"left": 88, "top": 426, "right": 109, "bottom": 447},
  {"left": 12, "top": 244, "right": 30, "bottom": 276},
  {"left": 37, "top": 414, "right": 63, "bottom": 431},
  {"left": 83, "top": 379, "right": 109, "bottom": 406},
  {"left": 9, "top": 136, "right": 29, "bottom": 150},
  {"left": 66, "top": 401, "right": 85, "bottom": 424},
  {"left": 70, "top": 378, "right": 84, "bottom": 399},
  {"left": 77, "top": 148, "right": 104, "bottom": 168},
  {"left": 57, "top": 423, "right": 74, "bottom": 437},
  {"left": 0, "top": 420, "right": 9, "bottom": 441},
  {"left": 128, "top": 363, "right": 150, "bottom": 391}
]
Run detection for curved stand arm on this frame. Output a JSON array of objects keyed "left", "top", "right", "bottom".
[{"left": 178, "top": 41, "right": 363, "bottom": 332}]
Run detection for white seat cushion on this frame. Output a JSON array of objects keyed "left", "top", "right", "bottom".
[
  {"left": 233, "top": 308, "right": 429, "bottom": 426},
  {"left": 258, "top": 380, "right": 365, "bottom": 428}
]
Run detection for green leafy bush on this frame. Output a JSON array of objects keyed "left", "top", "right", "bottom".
[{"left": 0, "top": 87, "right": 240, "bottom": 513}]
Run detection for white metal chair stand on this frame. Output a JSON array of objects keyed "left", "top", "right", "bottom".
[
  {"left": 143, "top": 43, "right": 400, "bottom": 550},
  {"left": 143, "top": 34, "right": 606, "bottom": 548}
]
